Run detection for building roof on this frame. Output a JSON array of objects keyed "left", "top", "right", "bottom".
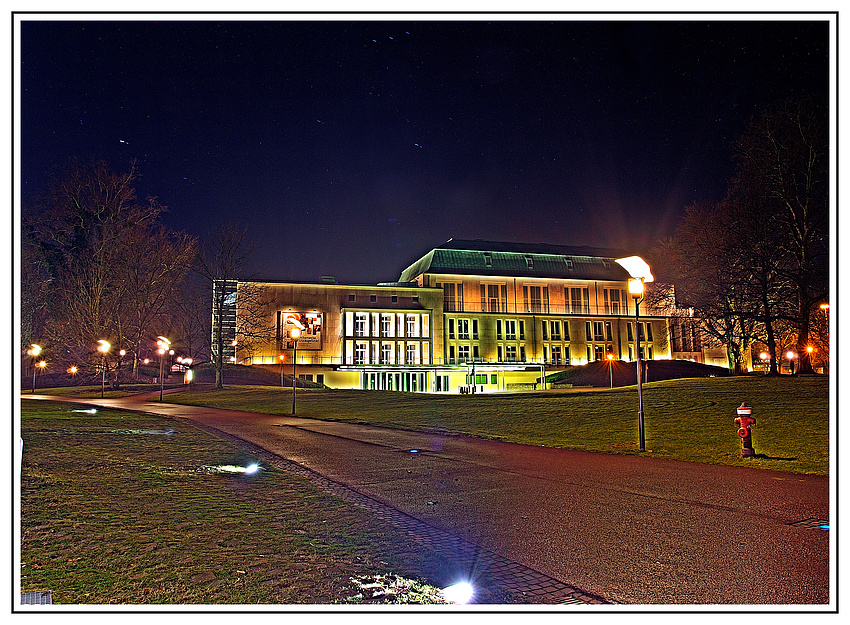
[{"left": 398, "top": 239, "right": 635, "bottom": 282}]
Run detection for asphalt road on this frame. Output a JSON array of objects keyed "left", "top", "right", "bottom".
[{"left": 24, "top": 392, "right": 831, "bottom": 606}]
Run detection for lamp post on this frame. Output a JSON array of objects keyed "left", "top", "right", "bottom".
[
  {"left": 34, "top": 360, "right": 47, "bottom": 393},
  {"left": 607, "top": 352, "right": 615, "bottom": 389},
  {"left": 615, "top": 256, "right": 654, "bottom": 453},
  {"left": 279, "top": 354, "right": 285, "bottom": 386},
  {"left": 629, "top": 278, "right": 647, "bottom": 452},
  {"left": 97, "top": 340, "right": 111, "bottom": 398},
  {"left": 157, "top": 336, "right": 171, "bottom": 401},
  {"left": 29, "top": 344, "right": 42, "bottom": 393},
  {"left": 290, "top": 327, "right": 301, "bottom": 415}
]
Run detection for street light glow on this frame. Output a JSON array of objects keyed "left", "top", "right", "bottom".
[
  {"left": 441, "top": 581, "right": 474, "bottom": 604},
  {"left": 97, "top": 339, "right": 111, "bottom": 354},
  {"left": 615, "top": 255, "right": 655, "bottom": 283}
]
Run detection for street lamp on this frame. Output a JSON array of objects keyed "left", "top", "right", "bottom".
[
  {"left": 29, "top": 344, "right": 42, "bottom": 393},
  {"left": 279, "top": 354, "right": 285, "bottom": 387},
  {"left": 787, "top": 350, "right": 797, "bottom": 375},
  {"left": 290, "top": 327, "right": 301, "bottom": 415},
  {"left": 616, "top": 256, "right": 655, "bottom": 453},
  {"left": 97, "top": 340, "right": 111, "bottom": 398},
  {"left": 606, "top": 352, "right": 615, "bottom": 389},
  {"left": 157, "top": 336, "right": 171, "bottom": 401}
]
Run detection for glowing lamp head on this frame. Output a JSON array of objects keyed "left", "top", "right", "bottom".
[
  {"left": 606, "top": 353, "right": 614, "bottom": 361},
  {"left": 807, "top": 345, "right": 815, "bottom": 353},
  {"left": 30, "top": 344, "right": 42, "bottom": 357},
  {"left": 68, "top": 365, "right": 78, "bottom": 375},
  {"left": 157, "top": 336, "right": 171, "bottom": 347},
  {"left": 36, "top": 360, "right": 47, "bottom": 369},
  {"left": 290, "top": 327, "right": 301, "bottom": 340},
  {"left": 627, "top": 278, "right": 645, "bottom": 296},
  {"left": 787, "top": 351, "right": 796, "bottom": 360},
  {"left": 97, "top": 339, "right": 111, "bottom": 354},
  {"left": 820, "top": 303, "right": 830, "bottom": 310},
  {"left": 760, "top": 352, "right": 769, "bottom": 360}
]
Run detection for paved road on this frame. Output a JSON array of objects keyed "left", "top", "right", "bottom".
[{"left": 24, "top": 392, "right": 831, "bottom": 605}]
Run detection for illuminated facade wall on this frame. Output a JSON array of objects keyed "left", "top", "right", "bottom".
[
  {"left": 223, "top": 240, "right": 706, "bottom": 392},
  {"left": 398, "top": 241, "right": 672, "bottom": 369}
]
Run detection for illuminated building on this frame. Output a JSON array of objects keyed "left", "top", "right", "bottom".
[{"left": 219, "top": 239, "right": 711, "bottom": 392}]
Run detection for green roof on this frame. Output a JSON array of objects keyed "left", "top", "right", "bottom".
[{"left": 399, "top": 239, "right": 635, "bottom": 282}]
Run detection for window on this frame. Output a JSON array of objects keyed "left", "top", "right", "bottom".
[
  {"left": 370, "top": 295, "right": 377, "bottom": 302},
  {"left": 371, "top": 312, "right": 380, "bottom": 337},
  {"left": 355, "top": 342, "right": 367, "bottom": 365},
  {"left": 505, "top": 345, "right": 517, "bottom": 362},
  {"left": 406, "top": 314, "right": 419, "bottom": 337},
  {"left": 391, "top": 295, "right": 398, "bottom": 303},
  {"left": 412, "top": 296, "right": 419, "bottom": 303},
  {"left": 381, "top": 343, "right": 392, "bottom": 364},
  {"left": 519, "top": 320, "right": 525, "bottom": 341},
  {"left": 458, "top": 345, "right": 470, "bottom": 363},
  {"left": 355, "top": 313, "right": 368, "bottom": 337},
  {"left": 604, "top": 288, "right": 622, "bottom": 315},
  {"left": 406, "top": 343, "right": 418, "bottom": 365},
  {"left": 524, "top": 285, "right": 549, "bottom": 313},
  {"left": 605, "top": 321, "right": 613, "bottom": 341},
  {"left": 481, "top": 284, "right": 507, "bottom": 312},
  {"left": 565, "top": 258, "right": 574, "bottom": 269},
  {"left": 646, "top": 323, "right": 654, "bottom": 342},
  {"left": 569, "top": 287, "right": 589, "bottom": 314},
  {"left": 491, "top": 374, "right": 498, "bottom": 385},
  {"left": 525, "top": 255, "right": 534, "bottom": 269},
  {"left": 496, "top": 320, "right": 502, "bottom": 340},
  {"left": 484, "top": 253, "right": 492, "bottom": 267},
  {"left": 505, "top": 320, "right": 517, "bottom": 341},
  {"left": 448, "top": 318, "right": 455, "bottom": 339},
  {"left": 442, "top": 283, "right": 463, "bottom": 312},
  {"left": 551, "top": 345, "right": 562, "bottom": 365},
  {"left": 349, "top": 294, "right": 356, "bottom": 302},
  {"left": 381, "top": 314, "right": 394, "bottom": 337},
  {"left": 472, "top": 319, "right": 479, "bottom": 340},
  {"left": 458, "top": 319, "right": 470, "bottom": 340},
  {"left": 449, "top": 345, "right": 455, "bottom": 364},
  {"left": 551, "top": 321, "right": 561, "bottom": 340},
  {"left": 594, "top": 322, "right": 604, "bottom": 341},
  {"left": 542, "top": 322, "right": 548, "bottom": 340},
  {"left": 473, "top": 345, "right": 480, "bottom": 360}
]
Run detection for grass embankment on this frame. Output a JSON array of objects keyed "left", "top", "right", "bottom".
[
  {"left": 19, "top": 401, "right": 489, "bottom": 604},
  {"left": 165, "top": 376, "right": 830, "bottom": 475}
]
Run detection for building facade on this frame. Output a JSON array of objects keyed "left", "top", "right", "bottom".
[{"left": 219, "top": 239, "right": 710, "bottom": 393}]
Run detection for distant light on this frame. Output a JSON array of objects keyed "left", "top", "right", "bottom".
[
  {"left": 441, "top": 581, "right": 474, "bottom": 604},
  {"left": 787, "top": 351, "right": 796, "bottom": 360},
  {"left": 36, "top": 360, "right": 47, "bottom": 369},
  {"left": 244, "top": 463, "right": 260, "bottom": 474},
  {"left": 819, "top": 523, "right": 830, "bottom": 530},
  {"left": 409, "top": 449, "right": 419, "bottom": 453},
  {"left": 760, "top": 352, "right": 769, "bottom": 360},
  {"left": 71, "top": 409, "right": 97, "bottom": 414}
]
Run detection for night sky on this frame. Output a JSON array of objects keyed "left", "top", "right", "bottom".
[{"left": 19, "top": 17, "right": 830, "bottom": 284}]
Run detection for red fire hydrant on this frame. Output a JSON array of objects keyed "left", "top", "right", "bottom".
[{"left": 735, "top": 402, "right": 756, "bottom": 458}]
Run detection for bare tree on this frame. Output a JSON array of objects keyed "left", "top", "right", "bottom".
[{"left": 194, "top": 222, "right": 262, "bottom": 388}]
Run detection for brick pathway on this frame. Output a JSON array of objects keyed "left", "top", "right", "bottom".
[{"left": 206, "top": 425, "right": 611, "bottom": 605}]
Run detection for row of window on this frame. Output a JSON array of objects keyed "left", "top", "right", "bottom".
[
  {"left": 447, "top": 318, "right": 655, "bottom": 343},
  {"left": 345, "top": 311, "right": 430, "bottom": 339},
  {"left": 344, "top": 340, "right": 430, "bottom": 365},
  {"left": 437, "top": 282, "right": 632, "bottom": 315},
  {"left": 446, "top": 342, "right": 656, "bottom": 365},
  {"left": 348, "top": 293, "right": 420, "bottom": 304}
]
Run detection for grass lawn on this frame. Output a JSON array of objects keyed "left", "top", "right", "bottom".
[
  {"left": 164, "top": 375, "right": 830, "bottom": 475},
  {"left": 20, "top": 400, "right": 505, "bottom": 605}
]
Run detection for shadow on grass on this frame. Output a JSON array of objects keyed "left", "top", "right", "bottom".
[{"left": 752, "top": 453, "right": 799, "bottom": 461}]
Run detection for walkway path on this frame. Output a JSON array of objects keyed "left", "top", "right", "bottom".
[{"left": 23, "top": 392, "right": 831, "bottom": 605}]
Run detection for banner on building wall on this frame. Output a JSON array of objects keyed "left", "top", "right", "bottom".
[{"left": 281, "top": 312, "right": 323, "bottom": 350}]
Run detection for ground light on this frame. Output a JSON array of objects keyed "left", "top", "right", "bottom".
[{"left": 441, "top": 581, "right": 474, "bottom": 604}]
